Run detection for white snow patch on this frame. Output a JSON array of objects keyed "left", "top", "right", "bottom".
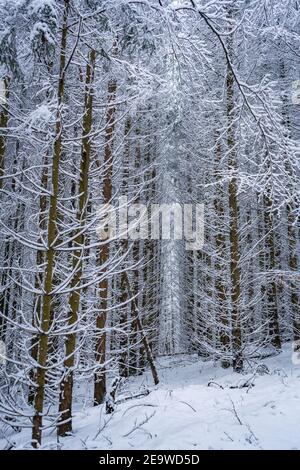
[
  {"left": 1, "top": 344, "right": 299, "bottom": 450},
  {"left": 28, "top": 104, "right": 52, "bottom": 128}
]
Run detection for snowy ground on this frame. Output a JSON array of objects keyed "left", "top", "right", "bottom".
[{"left": 1, "top": 343, "right": 300, "bottom": 450}]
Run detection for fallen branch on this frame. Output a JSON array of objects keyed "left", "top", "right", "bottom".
[
  {"left": 123, "top": 411, "right": 156, "bottom": 437},
  {"left": 116, "top": 389, "right": 150, "bottom": 405},
  {"left": 122, "top": 403, "right": 157, "bottom": 417},
  {"left": 227, "top": 396, "right": 243, "bottom": 425},
  {"left": 229, "top": 382, "right": 255, "bottom": 390},
  {"left": 207, "top": 381, "right": 224, "bottom": 389},
  {"left": 178, "top": 400, "right": 197, "bottom": 412}
]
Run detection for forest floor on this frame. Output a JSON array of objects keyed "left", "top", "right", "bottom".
[{"left": 1, "top": 343, "right": 300, "bottom": 450}]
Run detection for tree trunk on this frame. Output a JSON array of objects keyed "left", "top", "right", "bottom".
[
  {"left": 264, "top": 195, "right": 281, "bottom": 350},
  {"left": 124, "top": 273, "right": 159, "bottom": 386},
  {"left": 226, "top": 29, "right": 243, "bottom": 372},
  {"left": 214, "top": 132, "right": 230, "bottom": 368},
  {"left": 94, "top": 78, "right": 117, "bottom": 406},
  {"left": 279, "top": 60, "right": 299, "bottom": 346},
  {"left": 0, "top": 76, "right": 11, "bottom": 341},
  {"left": 58, "top": 49, "right": 96, "bottom": 436},
  {"left": 0, "top": 75, "right": 10, "bottom": 191},
  {"left": 28, "top": 162, "right": 49, "bottom": 405},
  {"left": 32, "top": 0, "right": 69, "bottom": 447},
  {"left": 118, "top": 117, "right": 131, "bottom": 378}
]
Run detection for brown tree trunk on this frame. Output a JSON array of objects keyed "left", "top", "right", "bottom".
[
  {"left": 58, "top": 49, "right": 96, "bottom": 436},
  {"left": 226, "top": 30, "right": 243, "bottom": 372},
  {"left": 213, "top": 133, "right": 230, "bottom": 368},
  {"left": 0, "top": 75, "right": 10, "bottom": 191},
  {"left": 124, "top": 274, "right": 159, "bottom": 385},
  {"left": 140, "top": 127, "right": 157, "bottom": 364},
  {"left": 32, "top": 0, "right": 69, "bottom": 447},
  {"left": 264, "top": 196, "right": 281, "bottom": 350},
  {"left": 129, "top": 129, "right": 142, "bottom": 375},
  {"left": 288, "top": 207, "right": 300, "bottom": 345},
  {"left": 94, "top": 79, "right": 117, "bottom": 405},
  {"left": 28, "top": 162, "right": 49, "bottom": 405},
  {"left": 279, "top": 60, "right": 299, "bottom": 346},
  {"left": 118, "top": 117, "right": 132, "bottom": 378},
  {"left": 0, "top": 76, "right": 11, "bottom": 341}
]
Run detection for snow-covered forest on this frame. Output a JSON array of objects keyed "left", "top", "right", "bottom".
[{"left": 0, "top": 0, "right": 299, "bottom": 451}]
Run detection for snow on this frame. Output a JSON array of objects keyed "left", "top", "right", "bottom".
[
  {"left": 1, "top": 344, "right": 300, "bottom": 450},
  {"left": 0, "top": 79, "right": 6, "bottom": 104},
  {"left": 28, "top": 104, "right": 52, "bottom": 128},
  {"left": 30, "top": 22, "right": 55, "bottom": 45},
  {"left": 29, "top": 0, "right": 57, "bottom": 16}
]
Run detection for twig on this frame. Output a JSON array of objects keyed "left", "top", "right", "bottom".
[
  {"left": 208, "top": 381, "right": 224, "bottom": 389},
  {"left": 116, "top": 389, "right": 150, "bottom": 405},
  {"left": 227, "top": 396, "right": 243, "bottom": 425},
  {"left": 178, "top": 400, "right": 197, "bottom": 412},
  {"left": 122, "top": 403, "right": 157, "bottom": 417},
  {"left": 123, "top": 411, "right": 156, "bottom": 437}
]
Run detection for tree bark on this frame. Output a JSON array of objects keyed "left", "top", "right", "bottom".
[
  {"left": 226, "top": 28, "right": 243, "bottom": 372},
  {"left": 263, "top": 195, "right": 281, "bottom": 350},
  {"left": 0, "top": 75, "right": 10, "bottom": 191},
  {"left": 28, "top": 161, "right": 49, "bottom": 405},
  {"left": 94, "top": 78, "right": 117, "bottom": 406},
  {"left": 58, "top": 49, "right": 96, "bottom": 436},
  {"left": 32, "top": 0, "right": 69, "bottom": 447},
  {"left": 214, "top": 132, "right": 230, "bottom": 368}
]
